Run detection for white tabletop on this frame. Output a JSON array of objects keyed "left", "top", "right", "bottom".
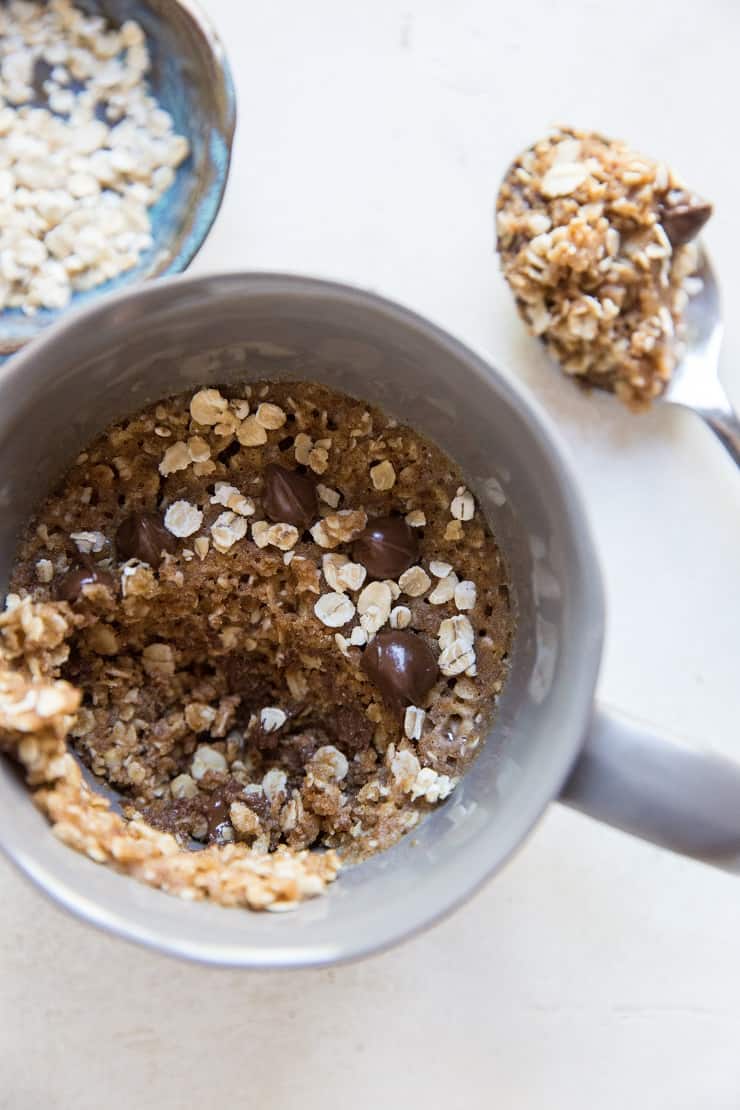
[{"left": 3, "top": 2, "right": 740, "bottom": 1106}]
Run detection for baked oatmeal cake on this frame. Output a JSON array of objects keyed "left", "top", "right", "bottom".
[
  {"left": 0, "top": 381, "right": 514, "bottom": 912},
  {"left": 497, "top": 126, "right": 712, "bottom": 408}
]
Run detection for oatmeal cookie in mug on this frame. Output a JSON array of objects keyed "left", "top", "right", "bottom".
[{"left": 0, "top": 381, "right": 514, "bottom": 912}]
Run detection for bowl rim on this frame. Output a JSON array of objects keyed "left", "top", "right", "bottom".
[
  {"left": 152, "top": 0, "right": 237, "bottom": 275},
  {"left": 0, "top": 271, "right": 606, "bottom": 967}
]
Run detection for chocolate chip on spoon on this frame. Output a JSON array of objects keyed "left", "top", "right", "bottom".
[
  {"left": 361, "top": 630, "right": 438, "bottom": 708},
  {"left": 55, "top": 559, "right": 115, "bottom": 603},
  {"left": 115, "top": 511, "right": 177, "bottom": 565},
  {"left": 352, "top": 516, "right": 419, "bottom": 579},
  {"left": 659, "top": 191, "right": 712, "bottom": 247},
  {"left": 263, "top": 463, "right": 317, "bottom": 529}
]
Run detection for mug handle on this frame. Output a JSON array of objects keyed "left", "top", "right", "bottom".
[{"left": 560, "top": 703, "right": 740, "bottom": 868}]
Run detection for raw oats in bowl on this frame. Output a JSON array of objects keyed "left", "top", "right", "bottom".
[{"left": 0, "top": 0, "right": 235, "bottom": 357}]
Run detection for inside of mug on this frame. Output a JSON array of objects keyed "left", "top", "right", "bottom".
[{"left": 0, "top": 276, "right": 602, "bottom": 964}]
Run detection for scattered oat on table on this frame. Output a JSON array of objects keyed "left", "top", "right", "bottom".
[{"left": 496, "top": 126, "right": 712, "bottom": 408}]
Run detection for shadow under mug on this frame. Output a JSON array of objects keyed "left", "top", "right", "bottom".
[{"left": 0, "top": 273, "right": 738, "bottom": 968}]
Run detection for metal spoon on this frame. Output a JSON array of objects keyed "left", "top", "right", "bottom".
[{"left": 663, "top": 254, "right": 740, "bottom": 466}]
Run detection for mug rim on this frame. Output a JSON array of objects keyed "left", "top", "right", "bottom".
[{"left": 0, "top": 272, "right": 606, "bottom": 966}]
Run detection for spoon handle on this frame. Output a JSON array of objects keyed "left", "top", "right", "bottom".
[{"left": 698, "top": 396, "right": 740, "bottom": 468}]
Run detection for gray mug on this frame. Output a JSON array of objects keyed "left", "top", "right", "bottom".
[{"left": 1, "top": 273, "right": 739, "bottom": 968}]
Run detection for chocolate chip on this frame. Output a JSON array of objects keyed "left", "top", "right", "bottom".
[
  {"left": 659, "top": 191, "right": 712, "bottom": 247},
  {"left": 115, "top": 511, "right": 177, "bottom": 565},
  {"left": 361, "top": 630, "right": 438, "bottom": 708},
  {"left": 205, "top": 793, "right": 230, "bottom": 837},
  {"left": 263, "top": 463, "right": 317, "bottom": 529},
  {"left": 55, "top": 559, "right": 115, "bottom": 603},
  {"left": 353, "top": 516, "right": 419, "bottom": 579}
]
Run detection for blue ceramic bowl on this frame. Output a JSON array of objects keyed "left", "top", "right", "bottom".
[{"left": 0, "top": 0, "right": 236, "bottom": 358}]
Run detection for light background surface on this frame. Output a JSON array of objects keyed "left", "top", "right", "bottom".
[{"left": 2, "top": 1, "right": 740, "bottom": 1106}]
